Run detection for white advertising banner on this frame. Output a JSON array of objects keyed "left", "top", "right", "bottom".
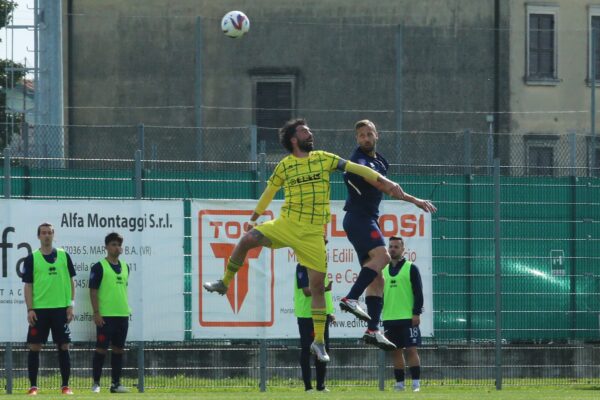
[
  {"left": 192, "top": 200, "right": 433, "bottom": 339},
  {"left": 0, "top": 200, "right": 184, "bottom": 342}
]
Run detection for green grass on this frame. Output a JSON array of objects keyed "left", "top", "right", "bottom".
[{"left": 2, "top": 386, "right": 600, "bottom": 399}]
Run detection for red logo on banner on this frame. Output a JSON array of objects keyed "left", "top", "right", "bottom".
[{"left": 199, "top": 209, "right": 274, "bottom": 327}]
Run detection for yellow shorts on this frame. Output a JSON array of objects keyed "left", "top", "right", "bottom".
[{"left": 254, "top": 216, "right": 327, "bottom": 273}]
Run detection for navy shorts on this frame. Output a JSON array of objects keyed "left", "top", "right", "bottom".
[
  {"left": 96, "top": 317, "right": 129, "bottom": 349},
  {"left": 27, "top": 308, "right": 72, "bottom": 345},
  {"left": 343, "top": 212, "right": 386, "bottom": 264},
  {"left": 383, "top": 322, "right": 422, "bottom": 349}
]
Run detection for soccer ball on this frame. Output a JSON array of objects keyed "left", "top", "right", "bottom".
[{"left": 221, "top": 11, "right": 250, "bottom": 39}]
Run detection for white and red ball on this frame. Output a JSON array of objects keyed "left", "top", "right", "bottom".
[{"left": 221, "top": 11, "right": 250, "bottom": 39}]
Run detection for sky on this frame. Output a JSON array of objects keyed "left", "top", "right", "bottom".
[{"left": 1, "top": 0, "right": 35, "bottom": 72}]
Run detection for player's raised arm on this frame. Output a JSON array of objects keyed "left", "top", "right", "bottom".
[
  {"left": 338, "top": 159, "right": 436, "bottom": 213},
  {"left": 248, "top": 183, "right": 280, "bottom": 226}
]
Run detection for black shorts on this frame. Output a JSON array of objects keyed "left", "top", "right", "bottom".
[
  {"left": 297, "top": 317, "right": 331, "bottom": 350},
  {"left": 27, "top": 308, "right": 72, "bottom": 345},
  {"left": 96, "top": 317, "right": 129, "bottom": 349},
  {"left": 383, "top": 323, "right": 422, "bottom": 349}
]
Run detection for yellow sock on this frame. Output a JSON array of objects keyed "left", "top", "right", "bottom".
[
  {"left": 312, "top": 308, "right": 327, "bottom": 343},
  {"left": 222, "top": 258, "right": 243, "bottom": 286}
]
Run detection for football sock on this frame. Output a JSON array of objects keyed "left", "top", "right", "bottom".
[
  {"left": 222, "top": 258, "right": 243, "bottom": 286},
  {"left": 92, "top": 351, "right": 106, "bottom": 383},
  {"left": 365, "top": 296, "right": 383, "bottom": 331},
  {"left": 28, "top": 351, "right": 40, "bottom": 387},
  {"left": 394, "top": 368, "right": 405, "bottom": 382},
  {"left": 346, "top": 267, "right": 378, "bottom": 300},
  {"left": 409, "top": 365, "right": 421, "bottom": 380},
  {"left": 312, "top": 308, "right": 327, "bottom": 343},
  {"left": 58, "top": 349, "right": 71, "bottom": 387},
  {"left": 111, "top": 353, "right": 123, "bottom": 386}
]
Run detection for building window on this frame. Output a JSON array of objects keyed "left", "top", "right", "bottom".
[
  {"left": 528, "top": 146, "right": 554, "bottom": 176},
  {"left": 526, "top": 6, "right": 558, "bottom": 83},
  {"left": 253, "top": 77, "right": 294, "bottom": 152},
  {"left": 589, "top": 9, "right": 600, "bottom": 83}
]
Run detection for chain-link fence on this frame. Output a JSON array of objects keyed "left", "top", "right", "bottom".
[
  {"left": 3, "top": 124, "right": 598, "bottom": 177},
  {"left": 0, "top": 127, "right": 599, "bottom": 393}
]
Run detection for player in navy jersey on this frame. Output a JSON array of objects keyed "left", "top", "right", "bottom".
[{"left": 339, "top": 120, "right": 436, "bottom": 349}]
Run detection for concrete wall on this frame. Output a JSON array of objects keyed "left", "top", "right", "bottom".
[{"left": 65, "top": 0, "right": 504, "bottom": 165}]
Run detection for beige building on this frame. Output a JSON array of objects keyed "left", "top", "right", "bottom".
[{"left": 508, "top": 1, "right": 599, "bottom": 176}]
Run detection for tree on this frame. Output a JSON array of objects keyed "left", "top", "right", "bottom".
[{"left": 0, "top": 1, "right": 26, "bottom": 150}]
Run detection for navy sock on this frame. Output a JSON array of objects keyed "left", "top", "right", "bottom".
[
  {"left": 111, "top": 353, "right": 123, "bottom": 386},
  {"left": 365, "top": 296, "right": 383, "bottom": 331},
  {"left": 394, "top": 368, "right": 405, "bottom": 382},
  {"left": 58, "top": 349, "right": 71, "bottom": 387},
  {"left": 409, "top": 365, "right": 421, "bottom": 380},
  {"left": 28, "top": 351, "right": 40, "bottom": 387},
  {"left": 92, "top": 351, "right": 106, "bottom": 383},
  {"left": 346, "top": 267, "right": 378, "bottom": 300},
  {"left": 299, "top": 347, "right": 312, "bottom": 390}
]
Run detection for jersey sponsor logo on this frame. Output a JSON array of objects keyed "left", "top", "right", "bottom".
[
  {"left": 288, "top": 172, "right": 321, "bottom": 187},
  {"left": 199, "top": 210, "right": 275, "bottom": 327}
]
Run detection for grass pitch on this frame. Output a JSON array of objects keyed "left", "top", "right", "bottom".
[{"left": 4, "top": 386, "right": 599, "bottom": 399}]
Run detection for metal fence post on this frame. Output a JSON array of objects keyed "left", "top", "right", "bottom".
[
  {"left": 4, "top": 153, "right": 11, "bottom": 198},
  {"left": 134, "top": 150, "right": 143, "bottom": 200},
  {"left": 487, "top": 115, "right": 494, "bottom": 175},
  {"left": 463, "top": 129, "right": 472, "bottom": 175},
  {"left": 377, "top": 350, "right": 386, "bottom": 391},
  {"left": 569, "top": 131, "right": 577, "bottom": 177},
  {"left": 494, "top": 158, "right": 502, "bottom": 390},
  {"left": 137, "top": 342, "right": 145, "bottom": 393},
  {"left": 250, "top": 125, "right": 258, "bottom": 169},
  {"left": 5, "top": 151, "right": 12, "bottom": 393},
  {"left": 137, "top": 124, "right": 145, "bottom": 159},
  {"left": 395, "top": 24, "right": 403, "bottom": 166},
  {"left": 259, "top": 340, "right": 267, "bottom": 392},
  {"left": 5, "top": 342, "right": 13, "bottom": 394}
]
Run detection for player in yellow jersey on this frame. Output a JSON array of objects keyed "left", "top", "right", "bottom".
[{"left": 204, "top": 118, "right": 406, "bottom": 362}]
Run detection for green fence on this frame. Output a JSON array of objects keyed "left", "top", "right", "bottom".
[{"left": 2, "top": 163, "right": 599, "bottom": 343}]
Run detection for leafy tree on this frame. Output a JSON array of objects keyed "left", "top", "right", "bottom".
[{"left": 0, "top": 1, "right": 26, "bottom": 150}]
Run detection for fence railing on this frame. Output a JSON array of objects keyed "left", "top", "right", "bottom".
[{"left": 1, "top": 140, "right": 599, "bottom": 393}]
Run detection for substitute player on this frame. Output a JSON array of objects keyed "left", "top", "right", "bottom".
[
  {"left": 204, "top": 118, "right": 405, "bottom": 363},
  {"left": 23, "top": 223, "right": 76, "bottom": 396},
  {"left": 89, "top": 232, "right": 131, "bottom": 393},
  {"left": 294, "top": 263, "right": 334, "bottom": 392},
  {"left": 339, "top": 120, "right": 435, "bottom": 350},
  {"left": 382, "top": 236, "right": 424, "bottom": 392}
]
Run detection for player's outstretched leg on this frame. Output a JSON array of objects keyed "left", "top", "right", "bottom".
[{"left": 203, "top": 229, "right": 268, "bottom": 295}]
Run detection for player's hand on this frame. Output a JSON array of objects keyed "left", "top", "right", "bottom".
[
  {"left": 93, "top": 312, "right": 105, "bottom": 327},
  {"left": 325, "top": 281, "right": 332, "bottom": 292},
  {"left": 412, "top": 315, "right": 421, "bottom": 327},
  {"left": 328, "top": 314, "right": 336, "bottom": 324},
  {"left": 66, "top": 306, "right": 74, "bottom": 324},
  {"left": 27, "top": 310, "right": 37, "bottom": 327},
  {"left": 244, "top": 220, "right": 258, "bottom": 232},
  {"left": 415, "top": 198, "right": 437, "bottom": 213}
]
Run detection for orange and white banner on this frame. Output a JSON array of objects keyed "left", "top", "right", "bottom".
[{"left": 192, "top": 200, "right": 433, "bottom": 339}]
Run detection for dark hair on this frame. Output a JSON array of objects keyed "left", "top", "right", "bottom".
[
  {"left": 279, "top": 118, "right": 306, "bottom": 153},
  {"left": 37, "top": 222, "right": 54, "bottom": 236},
  {"left": 389, "top": 236, "right": 403, "bottom": 243},
  {"left": 105, "top": 232, "right": 124, "bottom": 246}
]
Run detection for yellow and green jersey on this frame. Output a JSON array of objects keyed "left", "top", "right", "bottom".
[{"left": 268, "top": 150, "right": 341, "bottom": 225}]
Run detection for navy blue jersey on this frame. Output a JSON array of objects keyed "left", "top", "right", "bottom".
[{"left": 343, "top": 147, "right": 389, "bottom": 217}]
